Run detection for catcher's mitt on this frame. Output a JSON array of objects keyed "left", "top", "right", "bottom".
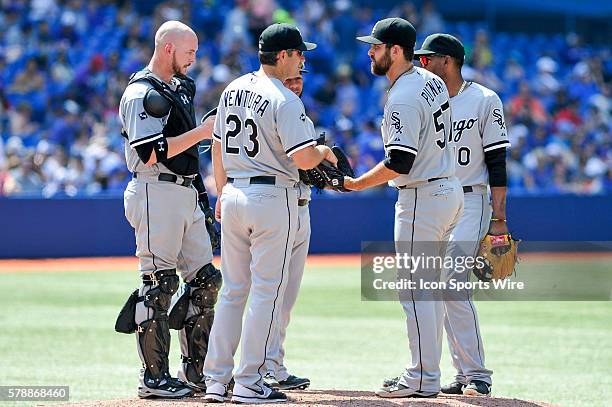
[
  {"left": 201, "top": 203, "right": 221, "bottom": 250},
  {"left": 473, "top": 233, "right": 519, "bottom": 282},
  {"left": 306, "top": 145, "right": 355, "bottom": 192}
]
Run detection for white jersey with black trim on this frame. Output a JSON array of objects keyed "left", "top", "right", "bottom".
[
  {"left": 382, "top": 66, "right": 455, "bottom": 188},
  {"left": 449, "top": 82, "right": 510, "bottom": 187},
  {"left": 213, "top": 71, "right": 317, "bottom": 184}
]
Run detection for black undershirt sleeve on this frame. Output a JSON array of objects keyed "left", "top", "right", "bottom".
[
  {"left": 484, "top": 147, "right": 507, "bottom": 187},
  {"left": 383, "top": 149, "right": 416, "bottom": 175}
]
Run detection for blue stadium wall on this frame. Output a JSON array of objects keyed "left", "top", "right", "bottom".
[{"left": 0, "top": 194, "right": 609, "bottom": 258}]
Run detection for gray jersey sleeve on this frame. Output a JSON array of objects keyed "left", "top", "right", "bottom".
[
  {"left": 277, "top": 99, "right": 316, "bottom": 156},
  {"left": 481, "top": 94, "right": 510, "bottom": 152},
  {"left": 384, "top": 103, "right": 420, "bottom": 156},
  {"left": 212, "top": 101, "right": 223, "bottom": 142},
  {"left": 121, "top": 92, "right": 165, "bottom": 148}
]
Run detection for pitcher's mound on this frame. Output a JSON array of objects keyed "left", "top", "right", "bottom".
[{"left": 56, "top": 389, "right": 555, "bottom": 407}]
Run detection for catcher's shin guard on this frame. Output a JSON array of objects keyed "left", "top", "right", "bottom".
[
  {"left": 135, "top": 269, "right": 180, "bottom": 387},
  {"left": 171, "top": 263, "right": 222, "bottom": 388}
]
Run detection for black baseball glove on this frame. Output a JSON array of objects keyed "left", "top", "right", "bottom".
[
  {"left": 307, "top": 146, "right": 355, "bottom": 192},
  {"left": 193, "top": 174, "right": 220, "bottom": 250},
  {"left": 199, "top": 196, "right": 220, "bottom": 250},
  {"left": 299, "top": 131, "right": 326, "bottom": 188}
]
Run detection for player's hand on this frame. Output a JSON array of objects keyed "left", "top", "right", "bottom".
[
  {"left": 488, "top": 219, "right": 508, "bottom": 235},
  {"left": 319, "top": 145, "right": 338, "bottom": 166},
  {"left": 200, "top": 115, "right": 216, "bottom": 140},
  {"left": 215, "top": 195, "right": 222, "bottom": 222},
  {"left": 343, "top": 176, "right": 360, "bottom": 191}
]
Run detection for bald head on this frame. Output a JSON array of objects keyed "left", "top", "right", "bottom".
[
  {"left": 151, "top": 20, "right": 198, "bottom": 77},
  {"left": 154, "top": 20, "right": 197, "bottom": 49}
]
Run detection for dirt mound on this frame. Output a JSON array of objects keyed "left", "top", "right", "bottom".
[{"left": 54, "top": 389, "right": 555, "bottom": 407}]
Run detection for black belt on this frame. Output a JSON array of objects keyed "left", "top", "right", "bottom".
[
  {"left": 134, "top": 172, "right": 193, "bottom": 187},
  {"left": 227, "top": 176, "right": 276, "bottom": 185},
  {"left": 298, "top": 199, "right": 308, "bottom": 207},
  {"left": 397, "top": 177, "right": 448, "bottom": 190},
  {"left": 463, "top": 186, "right": 473, "bottom": 193}
]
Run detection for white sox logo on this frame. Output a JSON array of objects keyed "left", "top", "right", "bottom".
[
  {"left": 180, "top": 94, "right": 190, "bottom": 105},
  {"left": 157, "top": 140, "right": 165, "bottom": 151},
  {"left": 452, "top": 118, "right": 478, "bottom": 141},
  {"left": 492, "top": 108, "right": 505, "bottom": 130},
  {"left": 390, "top": 111, "right": 403, "bottom": 134}
]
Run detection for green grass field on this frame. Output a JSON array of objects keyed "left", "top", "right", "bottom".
[{"left": 1, "top": 258, "right": 612, "bottom": 406}]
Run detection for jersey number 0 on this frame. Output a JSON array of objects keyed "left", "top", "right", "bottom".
[{"left": 225, "top": 114, "right": 260, "bottom": 158}]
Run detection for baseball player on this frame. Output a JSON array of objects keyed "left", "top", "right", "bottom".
[
  {"left": 115, "top": 21, "right": 222, "bottom": 398},
  {"left": 416, "top": 33, "right": 511, "bottom": 396},
  {"left": 347, "top": 18, "right": 464, "bottom": 398},
  {"left": 202, "top": 23, "right": 337, "bottom": 404},
  {"left": 263, "top": 69, "right": 312, "bottom": 391}
]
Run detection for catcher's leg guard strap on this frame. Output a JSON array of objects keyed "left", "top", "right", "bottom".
[
  {"left": 180, "top": 263, "right": 222, "bottom": 384},
  {"left": 137, "top": 269, "right": 180, "bottom": 386}
]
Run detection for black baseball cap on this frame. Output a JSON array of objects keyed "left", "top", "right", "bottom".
[
  {"left": 356, "top": 17, "right": 416, "bottom": 49},
  {"left": 414, "top": 33, "right": 465, "bottom": 60},
  {"left": 259, "top": 23, "right": 317, "bottom": 52}
]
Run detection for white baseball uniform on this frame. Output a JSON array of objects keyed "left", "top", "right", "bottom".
[
  {"left": 443, "top": 81, "right": 510, "bottom": 386},
  {"left": 203, "top": 71, "right": 317, "bottom": 393},
  {"left": 386, "top": 66, "right": 463, "bottom": 394},
  {"left": 265, "top": 181, "right": 311, "bottom": 381}
]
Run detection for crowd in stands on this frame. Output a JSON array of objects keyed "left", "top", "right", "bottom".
[{"left": 0, "top": 0, "right": 610, "bottom": 197}]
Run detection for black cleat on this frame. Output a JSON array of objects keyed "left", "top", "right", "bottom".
[
  {"left": 138, "top": 376, "right": 193, "bottom": 399},
  {"left": 463, "top": 380, "right": 491, "bottom": 396},
  {"left": 441, "top": 381, "right": 465, "bottom": 395},
  {"left": 278, "top": 375, "right": 310, "bottom": 390}
]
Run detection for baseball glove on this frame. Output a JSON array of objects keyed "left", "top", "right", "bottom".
[
  {"left": 473, "top": 233, "right": 519, "bottom": 282},
  {"left": 298, "top": 132, "right": 327, "bottom": 188},
  {"left": 200, "top": 201, "right": 221, "bottom": 250},
  {"left": 309, "top": 160, "right": 347, "bottom": 191},
  {"left": 193, "top": 174, "right": 220, "bottom": 250},
  {"left": 332, "top": 145, "right": 355, "bottom": 178},
  {"left": 298, "top": 169, "right": 314, "bottom": 186},
  {"left": 306, "top": 145, "right": 355, "bottom": 192}
]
